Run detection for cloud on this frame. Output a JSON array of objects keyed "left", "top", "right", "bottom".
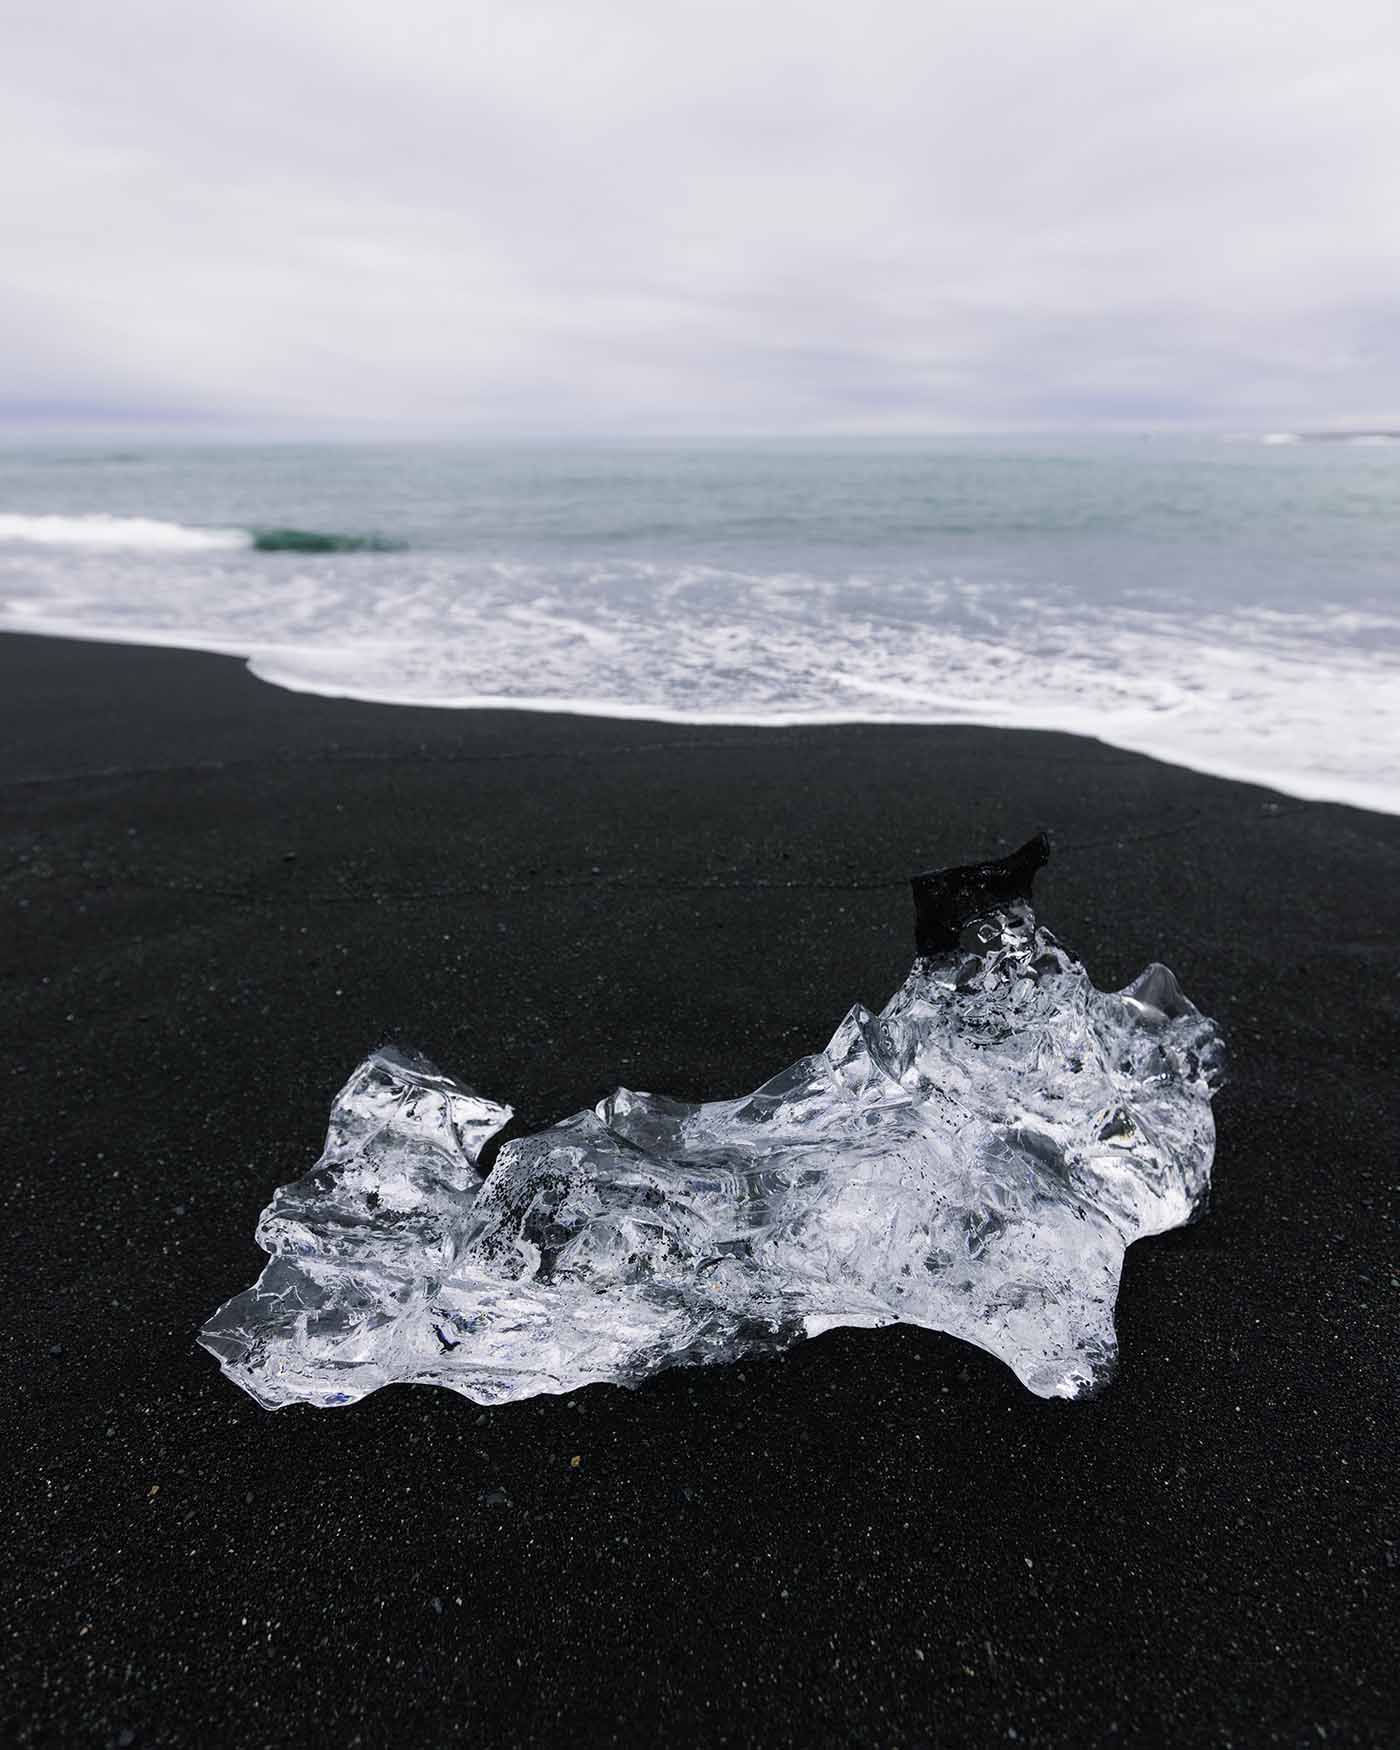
[{"left": 4, "top": 0, "right": 1398, "bottom": 431}]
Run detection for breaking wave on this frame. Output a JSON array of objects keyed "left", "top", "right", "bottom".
[
  {"left": 0, "top": 513, "right": 398, "bottom": 553},
  {"left": 251, "top": 528, "right": 404, "bottom": 553},
  {"left": 0, "top": 512, "right": 248, "bottom": 551}
]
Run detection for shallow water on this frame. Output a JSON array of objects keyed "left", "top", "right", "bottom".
[{"left": 2, "top": 435, "right": 1397, "bottom": 810}]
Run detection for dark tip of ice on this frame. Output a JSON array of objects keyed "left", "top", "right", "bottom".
[{"left": 910, "top": 832, "right": 1050, "bottom": 957}]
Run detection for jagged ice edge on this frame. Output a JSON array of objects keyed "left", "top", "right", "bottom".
[{"left": 199, "top": 835, "right": 1224, "bottom": 1408}]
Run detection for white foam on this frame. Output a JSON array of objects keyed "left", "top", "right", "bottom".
[
  {"left": 0, "top": 512, "right": 248, "bottom": 552},
  {"left": 2, "top": 546, "right": 1397, "bottom": 816}
]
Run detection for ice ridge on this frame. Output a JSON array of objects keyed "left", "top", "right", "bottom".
[{"left": 200, "top": 838, "right": 1224, "bottom": 1408}]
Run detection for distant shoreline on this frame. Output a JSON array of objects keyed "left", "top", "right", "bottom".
[{"left": 1260, "top": 429, "right": 1400, "bottom": 444}]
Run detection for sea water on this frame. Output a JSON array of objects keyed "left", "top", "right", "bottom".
[{"left": 1, "top": 435, "right": 1396, "bottom": 812}]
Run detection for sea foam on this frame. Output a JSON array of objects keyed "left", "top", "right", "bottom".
[
  {"left": 0, "top": 513, "right": 396, "bottom": 554},
  {"left": 2, "top": 527, "right": 1397, "bottom": 815},
  {"left": 0, "top": 512, "right": 248, "bottom": 552}
]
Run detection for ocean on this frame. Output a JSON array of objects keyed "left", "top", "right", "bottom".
[{"left": 2, "top": 434, "right": 1397, "bottom": 813}]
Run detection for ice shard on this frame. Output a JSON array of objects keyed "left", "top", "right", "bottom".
[{"left": 200, "top": 836, "right": 1224, "bottom": 1407}]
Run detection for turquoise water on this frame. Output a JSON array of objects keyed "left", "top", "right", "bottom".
[{"left": 2, "top": 435, "right": 1397, "bottom": 810}]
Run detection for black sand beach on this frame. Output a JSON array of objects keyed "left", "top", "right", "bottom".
[{"left": 5, "top": 631, "right": 1397, "bottom": 1748}]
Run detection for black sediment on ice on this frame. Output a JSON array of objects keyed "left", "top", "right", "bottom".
[{"left": 911, "top": 829, "right": 1051, "bottom": 956}]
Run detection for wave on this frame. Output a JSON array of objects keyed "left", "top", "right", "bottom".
[
  {"left": 0, "top": 513, "right": 400, "bottom": 554},
  {"left": 1, "top": 548, "right": 1396, "bottom": 816},
  {"left": 0, "top": 512, "right": 248, "bottom": 551},
  {"left": 250, "top": 527, "right": 404, "bottom": 553}
]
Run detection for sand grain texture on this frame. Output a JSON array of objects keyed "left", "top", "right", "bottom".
[{"left": 4, "top": 633, "right": 1397, "bottom": 1748}]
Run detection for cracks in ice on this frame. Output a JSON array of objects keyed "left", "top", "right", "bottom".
[{"left": 200, "top": 834, "right": 1225, "bottom": 1407}]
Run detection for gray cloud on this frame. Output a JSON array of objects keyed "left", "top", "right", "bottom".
[{"left": 4, "top": 0, "right": 1398, "bottom": 432}]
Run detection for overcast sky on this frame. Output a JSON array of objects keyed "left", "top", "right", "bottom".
[{"left": 5, "top": 0, "right": 1398, "bottom": 434}]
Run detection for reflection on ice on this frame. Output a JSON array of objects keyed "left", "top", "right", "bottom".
[{"left": 200, "top": 836, "right": 1223, "bottom": 1407}]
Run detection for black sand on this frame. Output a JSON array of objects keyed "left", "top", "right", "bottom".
[{"left": 4, "top": 632, "right": 1397, "bottom": 1748}]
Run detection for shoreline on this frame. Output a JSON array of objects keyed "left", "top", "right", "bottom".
[
  {"left": 6, "top": 631, "right": 1397, "bottom": 1747},
  {"left": 5, "top": 617, "right": 1398, "bottom": 817}
]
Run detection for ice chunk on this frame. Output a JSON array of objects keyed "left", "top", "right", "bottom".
[{"left": 200, "top": 836, "right": 1224, "bottom": 1407}]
